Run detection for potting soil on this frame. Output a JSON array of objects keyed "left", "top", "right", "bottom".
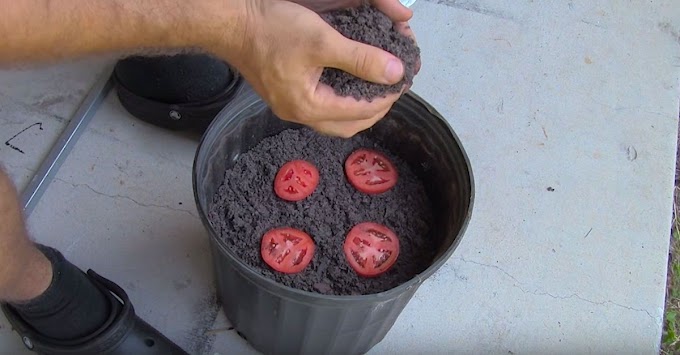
[
  {"left": 319, "top": 3, "right": 420, "bottom": 101},
  {"left": 209, "top": 128, "right": 435, "bottom": 295}
]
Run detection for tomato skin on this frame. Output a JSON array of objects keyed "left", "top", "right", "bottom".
[
  {"left": 344, "top": 149, "right": 398, "bottom": 195},
  {"left": 343, "top": 222, "right": 400, "bottom": 277},
  {"left": 274, "top": 160, "right": 319, "bottom": 202},
  {"left": 261, "top": 227, "right": 315, "bottom": 274}
]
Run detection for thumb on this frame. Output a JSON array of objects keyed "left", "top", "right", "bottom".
[{"left": 321, "top": 31, "right": 405, "bottom": 85}]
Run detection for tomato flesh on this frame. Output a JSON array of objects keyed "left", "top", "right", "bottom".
[
  {"left": 343, "top": 222, "right": 400, "bottom": 277},
  {"left": 261, "top": 227, "right": 315, "bottom": 274},
  {"left": 274, "top": 160, "right": 319, "bottom": 201},
  {"left": 344, "top": 149, "right": 397, "bottom": 194}
]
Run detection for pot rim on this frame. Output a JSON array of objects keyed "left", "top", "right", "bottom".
[{"left": 192, "top": 90, "right": 476, "bottom": 302}]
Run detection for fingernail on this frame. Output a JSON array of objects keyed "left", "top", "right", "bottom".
[{"left": 385, "top": 59, "right": 404, "bottom": 83}]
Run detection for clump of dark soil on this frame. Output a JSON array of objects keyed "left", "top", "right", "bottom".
[
  {"left": 319, "top": 3, "right": 420, "bottom": 101},
  {"left": 209, "top": 128, "right": 435, "bottom": 295}
]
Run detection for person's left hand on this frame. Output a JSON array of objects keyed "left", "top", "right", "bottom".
[
  {"left": 284, "top": 0, "right": 421, "bottom": 137},
  {"left": 290, "top": 0, "right": 420, "bottom": 75},
  {"left": 288, "top": 0, "right": 357, "bottom": 12}
]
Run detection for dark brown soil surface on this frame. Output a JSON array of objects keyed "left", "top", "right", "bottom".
[
  {"left": 320, "top": 3, "right": 420, "bottom": 101},
  {"left": 209, "top": 128, "right": 435, "bottom": 295}
]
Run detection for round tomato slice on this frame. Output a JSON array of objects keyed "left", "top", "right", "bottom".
[
  {"left": 274, "top": 160, "right": 319, "bottom": 201},
  {"left": 344, "top": 149, "right": 397, "bottom": 194},
  {"left": 343, "top": 222, "right": 400, "bottom": 277},
  {"left": 261, "top": 227, "right": 315, "bottom": 274}
]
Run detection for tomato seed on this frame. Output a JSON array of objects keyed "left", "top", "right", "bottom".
[
  {"left": 367, "top": 229, "right": 390, "bottom": 242},
  {"left": 374, "top": 159, "right": 389, "bottom": 171},
  {"left": 353, "top": 237, "right": 371, "bottom": 247},
  {"left": 282, "top": 169, "right": 295, "bottom": 181},
  {"left": 373, "top": 250, "right": 391, "bottom": 268},
  {"left": 266, "top": 241, "right": 278, "bottom": 254},
  {"left": 292, "top": 248, "right": 307, "bottom": 265},
  {"left": 295, "top": 176, "right": 307, "bottom": 187},
  {"left": 283, "top": 234, "right": 301, "bottom": 245},
  {"left": 366, "top": 176, "right": 389, "bottom": 185},
  {"left": 350, "top": 154, "right": 367, "bottom": 165},
  {"left": 351, "top": 249, "right": 367, "bottom": 267},
  {"left": 275, "top": 249, "right": 291, "bottom": 264}
]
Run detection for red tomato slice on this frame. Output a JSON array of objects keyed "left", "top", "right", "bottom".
[
  {"left": 261, "top": 227, "right": 315, "bottom": 274},
  {"left": 344, "top": 149, "right": 397, "bottom": 194},
  {"left": 343, "top": 222, "right": 400, "bottom": 277},
  {"left": 274, "top": 160, "right": 319, "bottom": 201}
]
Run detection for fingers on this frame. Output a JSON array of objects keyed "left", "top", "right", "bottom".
[
  {"left": 310, "top": 82, "right": 399, "bottom": 122},
  {"left": 294, "top": 0, "right": 363, "bottom": 13},
  {"left": 394, "top": 21, "right": 421, "bottom": 75},
  {"left": 310, "top": 107, "right": 391, "bottom": 138},
  {"left": 306, "top": 83, "right": 403, "bottom": 137},
  {"left": 320, "top": 30, "right": 404, "bottom": 86},
  {"left": 370, "top": 0, "right": 413, "bottom": 22},
  {"left": 394, "top": 21, "right": 416, "bottom": 42}
]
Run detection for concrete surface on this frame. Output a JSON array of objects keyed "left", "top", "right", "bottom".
[{"left": 1, "top": 0, "right": 680, "bottom": 354}]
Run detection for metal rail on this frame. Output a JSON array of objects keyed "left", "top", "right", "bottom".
[{"left": 21, "top": 67, "right": 114, "bottom": 217}]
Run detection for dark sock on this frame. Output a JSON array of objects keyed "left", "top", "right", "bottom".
[{"left": 9, "top": 244, "right": 111, "bottom": 340}]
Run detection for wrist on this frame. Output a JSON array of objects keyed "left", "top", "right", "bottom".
[
  {"left": 88, "top": 0, "right": 255, "bottom": 60},
  {"left": 187, "top": 0, "right": 262, "bottom": 66}
]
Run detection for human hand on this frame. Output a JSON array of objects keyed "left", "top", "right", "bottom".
[
  {"left": 212, "top": 0, "right": 409, "bottom": 137},
  {"left": 365, "top": 0, "right": 421, "bottom": 77},
  {"left": 291, "top": 0, "right": 420, "bottom": 76}
]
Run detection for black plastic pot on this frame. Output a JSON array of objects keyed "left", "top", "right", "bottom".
[
  {"left": 192, "top": 83, "right": 474, "bottom": 355},
  {"left": 114, "top": 54, "right": 241, "bottom": 133}
]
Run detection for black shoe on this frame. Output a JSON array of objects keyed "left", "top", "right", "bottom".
[
  {"left": 113, "top": 54, "right": 241, "bottom": 133},
  {"left": 1, "top": 270, "right": 188, "bottom": 355}
]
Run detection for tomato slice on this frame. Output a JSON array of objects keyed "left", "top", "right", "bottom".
[
  {"left": 274, "top": 160, "right": 319, "bottom": 201},
  {"left": 343, "top": 222, "right": 400, "bottom": 277},
  {"left": 344, "top": 149, "right": 398, "bottom": 194},
  {"left": 261, "top": 227, "right": 315, "bottom": 274}
]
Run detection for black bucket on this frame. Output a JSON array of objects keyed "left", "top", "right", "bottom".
[{"left": 192, "top": 82, "right": 474, "bottom": 355}]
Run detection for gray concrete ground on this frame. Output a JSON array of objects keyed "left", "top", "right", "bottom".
[{"left": 1, "top": 1, "right": 679, "bottom": 354}]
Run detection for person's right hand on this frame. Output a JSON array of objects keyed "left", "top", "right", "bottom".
[{"left": 209, "top": 0, "right": 408, "bottom": 138}]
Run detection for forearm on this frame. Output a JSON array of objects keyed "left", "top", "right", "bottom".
[
  {"left": 0, "top": 168, "right": 51, "bottom": 301},
  {"left": 0, "top": 0, "right": 250, "bottom": 65},
  {"left": 0, "top": 168, "right": 29, "bottom": 255}
]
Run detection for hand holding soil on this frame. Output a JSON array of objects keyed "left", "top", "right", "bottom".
[
  {"left": 220, "top": 0, "right": 406, "bottom": 138},
  {"left": 290, "top": 0, "right": 414, "bottom": 25},
  {"left": 294, "top": 0, "right": 421, "bottom": 84},
  {"left": 320, "top": 4, "right": 421, "bottom": 100}
]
